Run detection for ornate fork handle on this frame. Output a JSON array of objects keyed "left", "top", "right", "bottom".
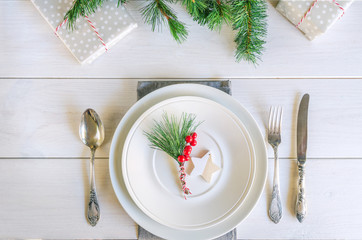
[
  {"left": 296, "top": 163, "right": 307, "bottom": 222},
  {"left": 269, "top": 146, "right": 282, "bottom": 223}
]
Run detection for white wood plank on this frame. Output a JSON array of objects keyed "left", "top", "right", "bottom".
[
  {"left": 238, "top": 158, "right": 362, "bottom": 239},
  {"left": 231, "top": 79, "right": 362, "bottom": 159},
  {"left": 0, "top": 157, "right": 361, "bottom": 239},
  {"left": 0, "top": 157, "right": 137, "bottom": 239},
  {"left": 1, "top": 1, "right": 362, "bottom": 78},
  {"left": 1, "top": 78, "right": 362, "bottom": 158},
  {"left": 0, "top": 79, "right": 138, "bottom": 158}
]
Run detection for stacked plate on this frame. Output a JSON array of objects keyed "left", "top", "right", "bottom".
[{"left": 109, "top": 84, "right": 267, "bottom": 240}]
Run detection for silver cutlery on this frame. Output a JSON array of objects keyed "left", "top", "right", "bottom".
[
  {"left": 268, "top": 106, "right": 283, "bottom": 224},
  {"left": 79, "top": 108, "right": 105, "bottom": 226},
  {"left": 296, "top": 94, "right": 310, "bottom": 223}
]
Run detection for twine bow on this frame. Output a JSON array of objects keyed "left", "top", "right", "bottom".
[
  {"left": 55, "top": 16, "right": 108, "bottom": 51},
  {"left": 296, "top": 0, "right": 345, "bottom": 28}
]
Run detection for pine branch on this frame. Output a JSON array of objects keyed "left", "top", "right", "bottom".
[
  {"left": 61, "top": 0, "right": 268, "bottom": 63},
  {"left": 141, "top": 0, "right": 188, "bottom": 43},
  {"left": 180, "top": 0, "right": 207, "bottom": 18},
  {"left": 64, "top": 0, "right": 104, "bottom": 30},
  {"left": 230, "top": 0, "right": 267, "bottom": 64},
  {"left": 195, "top": 0, "right": 231, "bottom": 31},
  {"left": 118, "top": 0, "right": 128, "bottom": 6},
  {"left": 144, "top": 112, "right": 201, "bottom": 163}
]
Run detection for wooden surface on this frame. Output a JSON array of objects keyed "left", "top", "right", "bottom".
[
  {"left": 2, "top": 79, "right": 362, "bottom": 159},
  {"left": 1, "top": 0, "right": 362, "bottom": 239},
  {"left": 1, "top": 79, "right": 362, "bottom": 239}
]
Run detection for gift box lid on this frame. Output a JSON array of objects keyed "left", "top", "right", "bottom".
[
  {"left": 276, "top": 0, "right": 353, "bottom": 40},
  {"left": 32, "top": 0, "right": 137, "bottom": 64}
]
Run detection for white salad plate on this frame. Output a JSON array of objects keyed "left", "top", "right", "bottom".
[
  {"left": 109, "top": 83, "right": 267, "bottom": 240},
  {"left": 122, "top": 96, "right": 255, "bottom": 230}
]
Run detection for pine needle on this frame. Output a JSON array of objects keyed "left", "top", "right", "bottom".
[
  {"left": 168, "top": 18, "right": 188, "bottom": 43},
  {"left": 141, "top": 0, "right": 188, "bottom": 43},
  {"left": 118, "top": 0, "right": 128, "bottom": 6},
  {"left": 195, "top": 0, "right": 231, "bottom": 31},
  {"left": 230, "top": 0, "right": 268, "bottom": 64},
  {"left": 181, "top": 0, "right": 207, "bottom": 18},
  {"left": 64, "top": 0, "right": 104, "bottom": 30}
]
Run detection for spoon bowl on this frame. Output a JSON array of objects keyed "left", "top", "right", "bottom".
[{"left": 80, "top": 109, "right": 105, "bottom": 150}]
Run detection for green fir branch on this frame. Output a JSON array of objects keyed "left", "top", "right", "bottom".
[
  {"left": 118, "top": 0, "right": 128, "bottom": 6},
  {"left": 230, "top": 0, "right": 267, "bottom": 64},
  {"left": 141, "top": 0, "right": 188, "bottom": 43},
  {"left": 196, "top": 0, "right": 231, "bottom": 31},
  {"left": 181, "top": 0, "right": 207, "bottom": 19},
  {"left": 168, "top": 18, "right": 188, "bottom": 42},
  {"left": 144, "top": 112, "right": 201, "bottom": 164},
  {"left": 64, "top": 0, "right": 104, "bottom": 30},
  {"left": 61, "top": 0, "right": 268, "bottom": 63}
]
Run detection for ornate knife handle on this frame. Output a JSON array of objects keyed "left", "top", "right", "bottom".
[{"left": 296, "top": 163, "right": 307, "bottom": 222}]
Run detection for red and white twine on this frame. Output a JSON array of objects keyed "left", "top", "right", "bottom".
[
  {"left": 296, "top": 0, "right": 345, "bottom": 28},
  {"left": 84, "top": 15, "right": 108, "bottom": 51},
  {"left": 55, "top": 16, "right": 108, "bottom": 51},
  {"left": 55, "top": 18, "right": 67, "bottom": 33},
  {"left": 179, "top": 163, "right": 191, "bottom": 200},
  {"left": 296, "top": 0, "right": 319, "bottom": 28},
  {"left": 332, "top": 0, "right": 345, "bottom": 19}
]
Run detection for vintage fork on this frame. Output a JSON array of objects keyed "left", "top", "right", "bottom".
[{"left": 268, "top": 106, "right": 283, "bottom": 224}]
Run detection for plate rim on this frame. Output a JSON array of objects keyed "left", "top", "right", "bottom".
[{"left": 109, "top": 83, "right": 267, "bottom": 240}]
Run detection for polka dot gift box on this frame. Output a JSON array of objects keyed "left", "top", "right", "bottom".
[
  {"left": 276, "top": 0, "right": 353, "bottom": 40},
  {"left": 31, "top": 0, "right": 137, "bottom": 64}
]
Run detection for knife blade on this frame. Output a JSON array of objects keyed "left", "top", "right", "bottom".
[{"left": 296, "top": 93, "right": 309, "bottom": 223}]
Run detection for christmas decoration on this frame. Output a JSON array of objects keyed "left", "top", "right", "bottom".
[
  {"left": 62, "top": 0, "right": 268, "bottom": 64},
  {"left": 31, "top": 0, "right": 137, "bottom": 64},
  {"left": 231, "top": 0, "right": 267, "bottom": 63},
  {"left": 277, "top": 0, "right": 353, "bottom": 40},
  {"left": 186, "top": 151, "right": 221, "bottom": 183},
  {"left": 144, "top": 113, "right": 202, "bottom": 198}
]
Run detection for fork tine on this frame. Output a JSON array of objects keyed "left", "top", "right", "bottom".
[
  {"left": 275, "top": 106, "right": 280, "bottom": 133},
  {"left": 272, "top": 106, "right": 278, "bottom": 133},
  {"left": 268, "top": 106, "right": 273, "bottom": 132},
  {"left": 269, "top": 106, "right": 283, "bottom": 134},
  {"left": 270, "top": 106, "right": 277, "bottom": 133},
  {"left": 278, "top": 107, "right": 283, "bottom": 133}
]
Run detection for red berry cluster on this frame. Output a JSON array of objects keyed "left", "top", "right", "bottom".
[{"left": 178, "top": 132, "right": 198, "bottom": 163}]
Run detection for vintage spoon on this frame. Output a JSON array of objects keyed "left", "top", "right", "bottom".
[{"left": 79, "top": 108, "right": 105, "bottom": 226}]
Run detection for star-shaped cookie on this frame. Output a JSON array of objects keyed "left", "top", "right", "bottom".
[{"left": 186, "top": 151, "right": 220, "bottom": 183}]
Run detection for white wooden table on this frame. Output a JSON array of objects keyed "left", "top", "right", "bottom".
[{"left": 1, "top": 0, "right": 362, "bottom": 239}]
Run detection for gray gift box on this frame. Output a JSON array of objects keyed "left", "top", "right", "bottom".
[
  {"left": 276, "top": 0, "right": 353, "bottom": 40},
  {"left": 31, "top": 0, "right": 137, "bottom": 64}
]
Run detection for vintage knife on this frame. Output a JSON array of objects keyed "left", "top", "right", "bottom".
[{"left": 296, "top": 93, "right": 310, "bottom": 223}]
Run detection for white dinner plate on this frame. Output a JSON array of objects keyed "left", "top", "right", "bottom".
[
  {"left": 122, "top": 96, "right": 255, "bottom": 230},
  {"left": 109, "top": 83, "right": 267, "bottom": 240}
]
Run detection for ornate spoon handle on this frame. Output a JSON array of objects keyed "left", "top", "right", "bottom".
[
  {"left": 296, "top": 163, "right": 306, "bottom": 222},
  {"left": 269, "top": 146, "right": 282, "bottom": 223},
  {"left": 87, "top": 148, "right": 100, "bottom": 226}
]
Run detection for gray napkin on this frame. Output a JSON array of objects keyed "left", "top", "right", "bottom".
[{"left": 137, "top": 80, "right": 236, "bottom": 240}]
